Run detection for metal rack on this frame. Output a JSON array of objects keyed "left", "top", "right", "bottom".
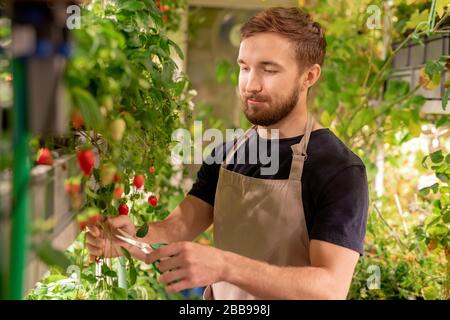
[{"left": 391, "top": 35, "right": 450, "bottom": 115}]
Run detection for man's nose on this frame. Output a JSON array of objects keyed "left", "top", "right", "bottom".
[{"left": 245, "top": 72, "right": 263, "bottom": 93}]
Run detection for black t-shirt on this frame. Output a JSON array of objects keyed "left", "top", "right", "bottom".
[{"left": 188, "top": 128, "right": 369, "bottom": 255}]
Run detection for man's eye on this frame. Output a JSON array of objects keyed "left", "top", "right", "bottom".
[{"left": 264, "top": 70, "right": 278, "bottom": 74}]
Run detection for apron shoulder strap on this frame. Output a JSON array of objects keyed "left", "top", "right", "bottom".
[
  {"left": 222, "top": 125, "right": 256, "bottom": 167},
  {"left": 289, "top": 113, "right": 314, "bottom": 180}
]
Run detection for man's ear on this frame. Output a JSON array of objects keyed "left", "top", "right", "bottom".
[
  {"left": 304, "top": 64, "right": 321, "bottom": 89},
  {"left": 298, "top": 64, "right": 321, "bottom": 92}
]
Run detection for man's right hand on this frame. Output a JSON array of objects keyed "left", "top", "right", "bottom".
[{"left": 86, "top": 215, "right": 137, "bottom": 260}]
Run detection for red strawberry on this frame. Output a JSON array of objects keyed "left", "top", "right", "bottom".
[
  {"left": 87, "top": 214, "right": 101, "bottom": 226},
  {"left": 133, "top": 175, "right": 145, "bottom": 189},
  {"left": 78, "top": 220, "right": 88, "bottom": 231},
  {"left": 65, "top": 177, "right": 81, "bottom": 194},
  {"left": 113, "top": 183, "right": 125, "bottom": 199},
  {"left": 71, "top": 110, "right": 84, "bottom": 129},
  {"left": 77, "top": 207, "right": 101, "bottom": 231},
  {"left": 148, "top": 195, "right": 158, "bottom": 207},
  {"left": 149, "top": 166, "right": 155, "bottom": 174},
  {"left": 118, "top": 203, "right": 129, "bottom": 216},
  {"left": 36, "top": 148, "right": 53, "bottom": 166},
  {"left": 77, "top": 149, "right": 95, "bottom": 176},
  {"left": 113, "top": 174, "right": 120, "bottom": 183}
]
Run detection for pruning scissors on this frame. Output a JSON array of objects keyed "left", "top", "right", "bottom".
[{"left": 114, "top": 228, "right": 153, "bottom": 254}]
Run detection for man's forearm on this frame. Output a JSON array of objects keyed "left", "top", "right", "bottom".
[
  {"left": 221, "top": 250, "right": 347, "bottom": 300},
  {"left": 131, "top": 196, "right": 213, "bottom": 261}
]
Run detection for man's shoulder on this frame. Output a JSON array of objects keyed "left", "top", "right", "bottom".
[
  {"left": 308, "top": 128, "right": 365, "bottom": 169},
  {"left": 304, "top": 129, "right": 366, "bottom": 189}
]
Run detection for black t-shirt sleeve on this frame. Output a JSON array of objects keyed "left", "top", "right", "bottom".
[
  {"left": 310, "top": 165, "right": 369, "bottom": 255},
  {"left": 187, "top": 146, "right": 223, "bottom": 206}
]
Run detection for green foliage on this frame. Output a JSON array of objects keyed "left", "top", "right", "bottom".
[
  {"left": 350, "top": 150, "right": 449, "bottom": 300},
  {"left": 308, "top": 0, "right": 450, "bottom": 300},
  {"left": 27, "top": 235, "right": 186, "bottom": 300},
  {"left": 27, "top": 0, "right": 196, "bottom": 300}
]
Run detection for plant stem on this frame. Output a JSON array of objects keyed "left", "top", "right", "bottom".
[{"left": 373, "top": 203, "right": 409, "bottom": 249}]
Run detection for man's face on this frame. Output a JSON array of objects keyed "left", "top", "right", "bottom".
[{"left": 237, "top": 32, "right": 304, "bottom": 127}]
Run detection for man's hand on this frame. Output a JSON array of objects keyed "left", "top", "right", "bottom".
[
  {"left": 146, "top": 242, "right": 226, "bottom": 293},
  {"left": 86, "top": 215, "right": 137, "bottom": 260}
]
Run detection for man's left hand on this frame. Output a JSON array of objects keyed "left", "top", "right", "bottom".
[{"left": 145, "top": 241, "right": 227, "bottom": 293}]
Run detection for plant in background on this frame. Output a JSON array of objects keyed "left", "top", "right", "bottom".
[
  {"left": 418, "top": 149, "right": 450, "bottom": 295},
  {"left": 28, "top": 0, "right": 197, "bottom": 300},
  {"left": 0, "top": 11, "right": 11, "bottom": 172},
  {"left": 308, "top": 0, "right": 450, "bottom": 299}
]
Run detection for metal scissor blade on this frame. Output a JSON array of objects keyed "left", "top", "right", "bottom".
[{"left": 115, "top": 230, "right": 152, "bottom": 254}]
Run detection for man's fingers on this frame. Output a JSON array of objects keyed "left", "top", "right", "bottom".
[
  {"left": 87, "top": 225, "right": 101, "bottom": 238},
  {"left": 157, "top": 255, "right": 183, "bottom": 273},
  {"left": 146, "top": 243, "right": 182, "bottom": 265},
  {"left": 159, "top": 269, "right": 187, "bottom": 286},
  {"left": 86, "top": 233, "right": 104, "bottom": 248},
  {"left": 86, "top": 243, "right": 103, "bottom": 257},
  {"left": 166, "top": 280, "right": 191, "bottom": 293}
]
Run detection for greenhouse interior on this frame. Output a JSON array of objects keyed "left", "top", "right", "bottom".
[{"left": 0, "top": 0, "right": 449, "bottom": 301}]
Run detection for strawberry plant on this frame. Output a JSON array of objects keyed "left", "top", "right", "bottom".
[{"left": 26, "top": 0, "right": 196, "bottom": 300}]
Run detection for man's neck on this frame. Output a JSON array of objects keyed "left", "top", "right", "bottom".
[{"left": 256, "top": 105, "right": 323, "bottom": 139}]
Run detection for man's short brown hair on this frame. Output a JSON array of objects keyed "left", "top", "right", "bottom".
[{"left": 240, "top": 7, "right": 326, "bottom": 69}]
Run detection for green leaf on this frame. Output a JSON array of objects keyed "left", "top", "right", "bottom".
[
  {"left": 43, "top": 274, "right": 67, "bottom": 284},
  {"left": 136, "top": 223, "right": 149, "bottom": 238},
  {"left": 72, "top": 87, "right": 103, "bottom": 129},
  {"left": 430, "top": 150, "right": 444, "bottom": 163},
  {"left": 320, "top": 110, "right": 333, "bottom": 127},
  {"left": 419, "top": 187, "right": 430, "bottom": 196},
  {"left": 32, "top": 242, "right": 71, "bottom": 270},
  {"left": 410, "top": 95, "right": 427, "bottom": 107},
  {"left": 119, "top": 0, "right": 145, "bottom": 11},
  {"left": 150, "top": 243, "right": 167, "bottom": 250},
  {"left": 111, "top": 287, "right": 128, "bottom": 300},
  {"left": 442, "top": 87, "right": 450, "bottom": 111},
  {"left": 431, "top": 182, "right": 439, "bottom": 193},
  {"left": 120, "top": 246, "right": 132, "bottom": 260},
  {"left": 436, "top": 173, "right": 448, "bottom": 183},
  {"left": 446, "top": 154, "right": 450, "bottom": 164},
  {"left": 425, "top": 60, "right": 445, "bottom": 79},
  {"left": 436, "top": 116, "right": 448, "bottom": 128},
  {"left": 385, "top": 80, "right": 410, "bottom": 100},
  {"left": 325, "top": 71, "right": 340, "bottom": 92},
  {"left": 125, "top": 182, "right": 130, "bottom": 195},
  {"left": 427, "top": 224, "right": 448, "bottom": 238},
  {"left": 101, "top": 263, "right": 118, "bottom": 277},
  {"left": 403, "top": 9, "right": 430, "bottom": 33},
  {"left": 129, "top": 263, "right": 137, "bottom": 286},
  {"left": 216, "top": 61, "right": 230, "bottom": 84},
  {"left": 443, "top": 211, "right": 450, "bottom": 224},
  {"left": 168, "top": 39, "right": 184, "bottom": 60},
  {"left": 422, "top": 155, "right": 429, "bottom": 169}
]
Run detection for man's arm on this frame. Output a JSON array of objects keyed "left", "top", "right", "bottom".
[
  {"left": 86, "top": 195, "right": 213, "bottom": 262},
  {"left": 149, "top": 239, "right": 359, "bottom": 299},
  {"left": 222, "top": 240, "right": 359, "bottom": 299},
  {"left": 143, "top": 195, "right": 213, "bottom": 246}
]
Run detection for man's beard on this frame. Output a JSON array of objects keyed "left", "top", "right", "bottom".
[{"left": 242, "top": 86, "right": 300, "bottom": 127}]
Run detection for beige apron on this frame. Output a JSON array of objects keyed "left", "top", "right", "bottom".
[{"left": 203, "top": 114, "right": 314, "bottom": 300}]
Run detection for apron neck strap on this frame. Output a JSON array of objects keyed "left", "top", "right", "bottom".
[
  {"left": 289, "top": 113, "right": 314, "bottom": 180},
  {"left": 222, "top": 113, "right": 314, "bottom": 172},
  {"left": 222, "top": 125, "right": 257, "bottom": 167}
]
